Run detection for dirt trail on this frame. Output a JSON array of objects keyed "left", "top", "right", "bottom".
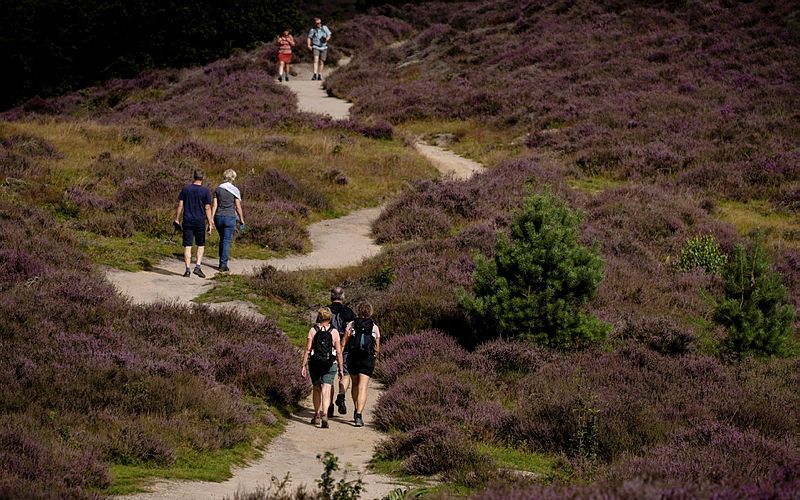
[{"left": 112, "top": 61, "right": 484, "bottom": 499}]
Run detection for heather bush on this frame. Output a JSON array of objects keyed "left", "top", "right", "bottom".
[
  {"left": 714, "top": 239, "right": 796, "bottom": 356},
  {"left": 615, "top": 317, "right": 694, "bottom": 356},
  {"left": 375, "top": 330, "right": 481, "bottom": 385},
  {"left": 609, "top": 422, "right": 800, "bottom": 489},
  {"left": 678, "top": 234, "right": 727, "bottom": 274},
  {"left": 375, "top": 424, "right": 494, "bottom": 486},
  {"left": 460, "top": 191, "right": 608, "bottom": 348},
  {"left": 250, "top": 265, "right": 309, "bottom": 305},
  {"left": 474, "top": 339, "right": 552, "bottom": 375}
]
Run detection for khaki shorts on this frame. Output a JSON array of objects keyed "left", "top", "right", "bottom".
[{"left": 313, "top": 48, "right": 328, "bottom": 62}]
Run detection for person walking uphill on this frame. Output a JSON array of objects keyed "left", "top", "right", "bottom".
[
  {"left": 211, "top": 169, "right": 245, "bottom": 273},
  {"left": 307, "top": 17, "right": 331, "bottom": 81},
  {"left": 276, "top": 28, "right": 295, "bottom": 82},
  {"left": 301, "top": 307, "right": 344, "bottom": 428},
  {"left": 342, "top": 301, "right": 381, "bottom": 427},
  {"left": 327, "top": 287, "right": 356, "bottom": 419},
  {"left": 175, "top": 169, "right": 213, "bottom": 278}
]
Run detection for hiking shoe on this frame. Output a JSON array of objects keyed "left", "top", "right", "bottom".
[
  {"left": 219, "top": 265, "right": 230, "bottom": 273},
  {"left": 354, "top": 414, "right": 364, "bottom": 427},
  {"left": 321, "top": 418, "right": 329, "bottom": 429},
  {"left": 310, "top": 413, "right": 319, "bottom": 426},
  {"left": 336, "top": 394, "right": 347, "bottom": 415},
  {"left": 285, "top": 75, "right": 290, "bottom": 81},
  {"left": 278, "top": 75, "right": 283, "bottom": 82},
  {"left": 183, "top": 268, "right": 191, "bottom": 277},
  {"left": 193, "top": 266, "right": 206, "bottom": 278},
  {"left": 327, "top": 402, "right": 335, "bottom": 419}
]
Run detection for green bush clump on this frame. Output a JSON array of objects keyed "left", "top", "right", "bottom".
[
  {"left": 714, "top": 240, "right": 796, "bottom": 357},
  {"left": 460, "top": 191, "right": 608, "bottom": 349},
  {"left": 678, "top": 235, "right": 727, "bottom": 274}
]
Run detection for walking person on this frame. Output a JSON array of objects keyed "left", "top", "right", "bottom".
[
  {"left": 211, "top": 169, "right": 245, "bottom": 273},
  {"left": 276, "top": 28, "right": 295, "bottom": 82},
  {"left": 307, "top": 17, "right": 331, "bottom": 81},
  {"left": 301, "top": 307, "right": 344, "bottom": 428},
  {"left": 175, "top": 169, "right": 213, "bottom": 278},
  {"left": 326, "top": 287, "right": 356, "bottom": 418},
  {"left": 342, "top": 301, "right": 381, "bottom": 427}
]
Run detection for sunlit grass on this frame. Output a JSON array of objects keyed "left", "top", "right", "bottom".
[
  {"left": 567, "top": 175, "right": 627, "bottom": 195},
  {"left": 107, "top": 397, "right": 285, "bottom": 495},
  {"left": 717, "top": 200, "right": 800, "bottom": 249}
]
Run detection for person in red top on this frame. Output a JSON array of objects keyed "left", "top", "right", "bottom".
[{"left": 276, "top": 28, "right": 295, "bottom": 82}]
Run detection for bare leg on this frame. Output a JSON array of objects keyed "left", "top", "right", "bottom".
[
  {"left": 319, "top": 57, "right": 325, "bottom": 76},
  {"left": 278, "top": 61, "right": 285, "bottom": 77},
  {"left": 196, "top": 246, "right": 204, "bottom": 266},
  {"left": 356, "top": 374, "right": 370, "bottom": 413},
  {"left": 313, "top": 54, "right": 320, "bottom": 75},
  {"left": 350, "top": 374, "right": 359, "bottom": 408},
  {"left": 339, "top": 372, "right": 351, "bottom": 395},
  {"left": 312, "top": 384, "right": 321, "bottom": 415},
  {"left": 320, "top": 383, "right": 332, "bottom": 420},
  {"left": 183, "top": 246, "right": 192, "bottom": 268}
]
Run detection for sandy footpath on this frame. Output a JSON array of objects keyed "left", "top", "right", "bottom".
[{"left": 111, "top": 61, "right": 484, "bottom": 499}]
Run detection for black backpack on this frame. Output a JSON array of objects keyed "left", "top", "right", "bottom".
[
  {"left": 310, "top": 325, "right": 334, "bottom": 369},
  {"left": 331, "top": 310, "right": 346, "bottom": 336},
  {"left": 350, "top": 318, "right": 375, "bottom": 358}
]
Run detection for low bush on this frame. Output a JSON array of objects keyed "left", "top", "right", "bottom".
[
  {"left": 250, "top": 265, "right": 309, "bottom": 306},
  {"left": 678, "top": 234, "right": 727, "bottom": 274},
  {"left": 376, "top": 423, "right": 494, "bottom": 485}
]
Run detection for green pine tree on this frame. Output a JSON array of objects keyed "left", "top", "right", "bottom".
[
  {"left": 460, "top": 191, "right": 608, "bottom": 349},
  {"left": 714, "top": 240, "right": 796, "bottom": 356}
]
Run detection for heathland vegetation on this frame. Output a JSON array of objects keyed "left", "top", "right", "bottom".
[{"left": 2, "top": 0, "right": 799, "bottom": 498}]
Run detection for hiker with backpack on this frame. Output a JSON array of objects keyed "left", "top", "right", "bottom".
[
  {"left": 301, "top": 307, "right": 344, "bottom": 428},
  {"left": 342, "top": 301, "right": 381, "bottom": 427},
  {"left": 327, "top": 287, "right": 356, "bottom": 419},
  {"left": 307, "top": 17, "right": 331, "bottom": 81}
]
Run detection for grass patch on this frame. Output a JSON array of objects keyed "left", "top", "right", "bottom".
[
  {"left": 717, "top": 200, "right": 800, "bottom": 249},
  {"left": 567, "top": 175, "right": 627, "bottom": 195},
  {"left": 477, "top": 443, "right": 566, "bottom": 480},
  {"left": 107, "top": 397, "right": 285, "bottom": 495},
  {"left": 194, "top": 273, "right": 312, "bottom": 347}
]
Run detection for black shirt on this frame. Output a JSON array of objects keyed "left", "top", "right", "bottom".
[{"left": 329, "top": 302, "right": 355, "bottom": 350}]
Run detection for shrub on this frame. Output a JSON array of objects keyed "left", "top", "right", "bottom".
[
  {"left": 375, "top": 330, "right": 480, "bottom": 385},
  {"left": 616, "top": 317, "right": 694, "bottom": 356},
  {"left": 678, "top": 234, "right": 727, "bottom": 274},
  {"left": 460, "top": 191, "right": 608, "bottom": 348},
  {"left": 375, "top": 424, "right": 494, "bottom": 486},
  {"left": 250, "top": 265, "right": 309, "bottom": 305},
  {"left": 714, "top": 239, "right": 796, "bottom": 356}
]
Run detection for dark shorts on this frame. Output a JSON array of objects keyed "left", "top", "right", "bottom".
[
  {"left": 347, "top": 355, "right": 375, "bottom": 377},
  {"left": 309, "top": 360, "right": 338, "bottom": 386},
  {"left": 341, "top": 351, "right": 349, "bottom": 376},
  {"left": 182, "top": 224, "right": 206, "bottom": 247}
]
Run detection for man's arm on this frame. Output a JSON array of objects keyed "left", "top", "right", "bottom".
[
  {"left": 205, "top": 203, "right": 214, "bottom": 233},
  {"left": 175, "top": 199, "right": 183, "bottom": 224},
  {"left": 307, "top": 31, "right": 313, "bottom": 50},
  {"left": 324, "top": 27, "right": 332, "bottom": 43}
]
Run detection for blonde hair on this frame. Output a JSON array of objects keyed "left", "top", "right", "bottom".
[
  {"left": 223, "top": 169, "right": 237, "bottom": 182},
  {"left": 316, "top": 306, "right": 332, "bottom": 324}
]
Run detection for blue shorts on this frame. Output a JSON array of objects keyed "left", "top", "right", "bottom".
[
  {"left": 310, "top": 360, "right": 337, "bottom": 386},
  {"left": 182, "top": 224, "right": 206, "bottom": 247}
]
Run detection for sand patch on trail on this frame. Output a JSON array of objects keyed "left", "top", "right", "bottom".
[
  {"left": 122, "top": 384, "right": 403, "bottom": 500},
  {"left": 413, "top": 141, "right": 485, "bottom": 180},
  {"left": 285, "top": 59, "right": 352, "bottom": 120}
]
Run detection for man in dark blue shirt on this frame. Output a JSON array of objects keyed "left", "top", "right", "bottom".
[{"left": 175, "top": 169, "right": 214, "bottom": 278}]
